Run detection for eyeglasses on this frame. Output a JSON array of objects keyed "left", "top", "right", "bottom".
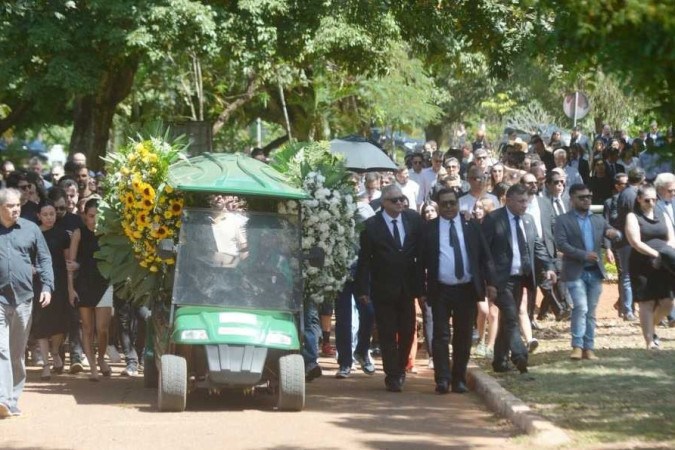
[
  {"left": 385, "top": 196, "right": 407, "bottom": 204},
  {"left": 446, "top": 165, "right": 458, "bottom": 170},
  {"left": 17, "top": 184, "right": 31, "bottom": 191},
  {"left": 575, "top": 194, "right": 593, "bottom": 200},
  {"left": 439, "top": 200, "right": 458, "bottom": 207}
]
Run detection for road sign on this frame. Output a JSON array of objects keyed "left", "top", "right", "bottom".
[{"left": 563, "top": 92, "right": 590, "bottom": 126}]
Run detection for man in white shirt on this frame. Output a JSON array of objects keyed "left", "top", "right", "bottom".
[
  {"left": 407, "top": 153, "right": 427, "bottom": 206},
  {"left": 459, "top": 166, "right": 499, "bottom": 214},
  {"left": 421, "top": 151, "right": 444, "bottom": 200},
  {"left": 395, "top": 166, "right": 420, "bottom": 211}
]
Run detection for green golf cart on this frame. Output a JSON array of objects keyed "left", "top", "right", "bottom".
[{"left": 143, "top": 153, "right": 315, "bottom": 412}]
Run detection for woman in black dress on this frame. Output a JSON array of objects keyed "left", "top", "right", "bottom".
[
  {"left": 34, "top": 201, "right": 70, "bottom": 380},
  {"left": 67, "top": 199, "right": 112, "bottom": 380},
  {"left": 625, "top": 186, "right": 675, "bottom": 349}
]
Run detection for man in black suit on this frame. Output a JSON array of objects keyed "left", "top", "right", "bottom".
[
  {"left": 355, "top": 185, "right": 423, "bottom": 392},
  {"left": 419, "top": 188, "right": 496, "bottom": 394},
  {"left": 521, "top": 173, "right": 569, "bottom": 323},
  {"left": 482, "top": 184, "right": 556, "bottom": 374}
]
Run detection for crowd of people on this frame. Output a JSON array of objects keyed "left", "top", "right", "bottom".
[
  {"left": 1, "top": 121, "right": 674, "bottom": 419},
  {"left": 325, "top": 123, "right": 675, "bottom": 393},
  {"left": 1, "top": 152, "right": 146, "bottom": 418}
]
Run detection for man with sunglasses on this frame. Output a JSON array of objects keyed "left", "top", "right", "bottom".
[
  {"left": 355, "top": 185, "right": 423, "bottom": 392},
  {"left": 459, "top": 166, "right": 498, "bottom": 214},
  {"left": 482, "top": 184, "right": 556, "bottom": 376},
  {"left": 555, "top": 184, "right": 621, "bottom": 360},
  {"left": 419, "top": 188, "right": 495, "bottom": 394}
]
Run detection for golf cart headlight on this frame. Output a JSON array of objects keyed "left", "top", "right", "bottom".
[
  {"left": 181, "top": 329, "right": 208, "bottom": 340},
  {"left": 266, "top": 332, "right": 292, "bottom": 346}
]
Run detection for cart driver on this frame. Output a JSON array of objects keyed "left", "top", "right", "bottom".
[{"left": 207, "top": 194, "right": 249, "bottom": 267}]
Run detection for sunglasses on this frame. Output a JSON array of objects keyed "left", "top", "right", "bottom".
[
  {"left": 575, "top": 194, "right": 593, "bottom": 200},
  {"left": 385, "top": 196, "right": 407, "bottom": 204},
  {"left": 553, "top": 180, "right": 566, "bottom": 185},
  {"left": 439, "top": 200, "right": 458, "bottom": 207}
]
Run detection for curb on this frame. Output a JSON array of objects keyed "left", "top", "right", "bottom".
[{"left": 467, "top": 365, "right": 571, "bottom": 447}]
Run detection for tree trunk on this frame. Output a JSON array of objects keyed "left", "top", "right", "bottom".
[
  {"left": 424, "top": 123, "right": 443, "bottom": 147},
  {"left": 69, "top": 62, "right": 137, "bottom": 171}
]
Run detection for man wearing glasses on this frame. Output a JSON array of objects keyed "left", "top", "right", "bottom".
[
  {"left": 555, "top": 184, "right": 621, "bottom": 360},
  {"left": 355, "top": 185, "right": 422, "bottom": 392},
  {"left": 419, "top": 188, "right": 495, "bottom": 394},
  {"left": 459, "top": 166, "right": 498, "bottom": 214},
  {"left": 545, "top": 171, "right": 569, "bottom": 217},
  {"left": 482, "top": 184, "right": 556, "bottom": 376}
]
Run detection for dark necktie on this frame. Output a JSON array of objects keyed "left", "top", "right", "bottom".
[
  {"left": 392, "top": 219, "right": 402, "bottom": 249},
  {"left": 449, "top": 219, "right": 464, "bottom": 279},
  {"left": 514, "top": 215, "right": 531, "bottom": 276},
  {"left": 554, "top": 198, "right": 564, "bottom": 216}
]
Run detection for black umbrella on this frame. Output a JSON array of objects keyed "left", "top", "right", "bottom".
[{"left": 329, "top": 137, "right": 397, "bottom": 173}]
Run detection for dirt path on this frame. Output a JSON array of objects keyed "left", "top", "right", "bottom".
[{"left": 2, "top": 357, "right": 518, "bottom": 450}]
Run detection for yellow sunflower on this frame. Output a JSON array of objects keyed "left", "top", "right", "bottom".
[{"left": 169, "top": 200, "right": 183, "bottom": 216}]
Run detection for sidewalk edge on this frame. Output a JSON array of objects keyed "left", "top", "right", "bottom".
[{"left": 467, "top": 365, "right": 571, "bottom": 447}]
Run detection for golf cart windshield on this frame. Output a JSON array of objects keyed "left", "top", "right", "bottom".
[{"left": 173, "top": 208, "right": 302, "bottom": 311}]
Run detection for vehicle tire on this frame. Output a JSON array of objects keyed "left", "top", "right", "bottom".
[
  {"left": 158, "top": 355, "right": 187, "bottom": 412},
  {"left": 144, "top": 354, "right": 158, "bottom": 388},
  {"left": 277, "top": 354, "right": 305, "bottom": 411}
]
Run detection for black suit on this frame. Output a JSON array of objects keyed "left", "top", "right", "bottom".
[
  {"left": 419, "top": 216, "right": 495, "bottom": 387},
  {"left": 604, "top": 161, "right": 625, "bottom": 186},
  {"left": 482, "top": 208, "right": 554, "bottom": 371},
  {"left": 575, "top": 158, "right": 591, "bottom": 185},
  {"left": 355, "top": 209, "right": 422, "bottom": 385}
]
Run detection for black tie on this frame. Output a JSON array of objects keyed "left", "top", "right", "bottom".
[
  {"left": 392, "top": 219, "right": 402, "bottom": 249},
  {"left": 449, "top": 219, "right": 464, "bottom": 279},
  {"left": 514, "top": 215, "right": 531, "bottom": 276},
  {"left": 554, "top": 198, "right": 564, "bottom": 216}
]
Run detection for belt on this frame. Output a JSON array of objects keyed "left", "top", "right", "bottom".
[{"left": 440, "top": 281, "right": 472, "bottom": 289}]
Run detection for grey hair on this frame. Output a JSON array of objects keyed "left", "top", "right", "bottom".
[
  {"left": 0, "top": 188, "right": 21, "bottom": 205},
  {"left": 381, "top": 184, "right": 402, "bottom": 198},
  {"left": 654, "top": 172, "right": 675, "bottom": 191}
]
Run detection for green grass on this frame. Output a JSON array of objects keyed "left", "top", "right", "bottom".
[{"left": 473, "top": 321, "right": 675, "bottom": 447}]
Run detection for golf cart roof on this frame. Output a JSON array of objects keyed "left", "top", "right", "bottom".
[{"left": 168, "top": 153, "right": 309, "bottom": 199}]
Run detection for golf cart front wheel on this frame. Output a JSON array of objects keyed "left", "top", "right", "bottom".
[
  {"left": 158, "top": 354, "right": 187, "bottom": 412},
  {"left": 277, "top": 354, "right": 305, "bottom": 411}
]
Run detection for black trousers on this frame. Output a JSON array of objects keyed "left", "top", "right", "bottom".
[
  {"left": 431, "top": 283, "right": 477, "bottom": 385},
  {"left": 493, "top": 276, "right": 531, "bottom": 370},
  {"left": 372, "top": 292, "right": 415, "bottom": 383}
]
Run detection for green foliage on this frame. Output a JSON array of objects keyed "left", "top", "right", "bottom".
[
  {"left": 538, "top": 0, "right": 675, "bottom": 121},
  {"left": 270, "top": 141, "right": 349, "bottom": 189}
]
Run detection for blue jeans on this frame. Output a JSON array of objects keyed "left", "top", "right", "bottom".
[
  {"left": 616, "top": 246, "right": 633, "bottom": 315},
  {"left": 567, "top": 269, "right": 603, "bottom": 350},
  {"left": 334, "top": 276, "right": 374, "bottom": 368},
  {"left": 0, "top": 302, "right": 32, "bottom": 409},
  {"left": 302, "top": 300, "right": 320, "bottom": 371}
]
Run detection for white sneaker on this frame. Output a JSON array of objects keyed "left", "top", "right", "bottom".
[
  {"left": 428, "top": 358, "right": 434, "bottom": 369},
  {"left": 107, "top": 345, "right": 122, "bottom": 364}
]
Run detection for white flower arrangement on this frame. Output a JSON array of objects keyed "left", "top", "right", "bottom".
[{"left": 299, "top": 171, "right": 358, "bottom": 304}]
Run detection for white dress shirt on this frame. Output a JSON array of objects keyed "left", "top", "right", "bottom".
[
  {"left": 382, "top": 210, "right": 406, "bottom": 245},
  {"left": 506, "top": 209, "right": 527, "bottom": 276},
  {"left": 438, "top": 216, "right": 472, "bottom": 285},
  {"left": 526, "top": 197, "right": 543, "bottom": 239},
  {"left": 396, "top": 179, "right": 420, "bottom": 212}
]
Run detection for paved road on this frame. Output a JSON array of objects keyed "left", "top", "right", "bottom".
[{"left": 2, "top": 357, "right": 518, "bottom": 450}]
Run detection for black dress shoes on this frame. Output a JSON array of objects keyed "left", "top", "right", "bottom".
[
  {"left": 514, "top": 358, "right": 529, "bottom": 374},
  {"left": 435, "top": 379, "right": 450, "bottom": 394},
  {"left": 492, "top": 363, "right": 513, "bottom": 373},
  {"left": 386, "top": 379, "right": 402, "bottom": 392},
  {"left": 451, "top": 381, "right": 469, "bottom": 394}
]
